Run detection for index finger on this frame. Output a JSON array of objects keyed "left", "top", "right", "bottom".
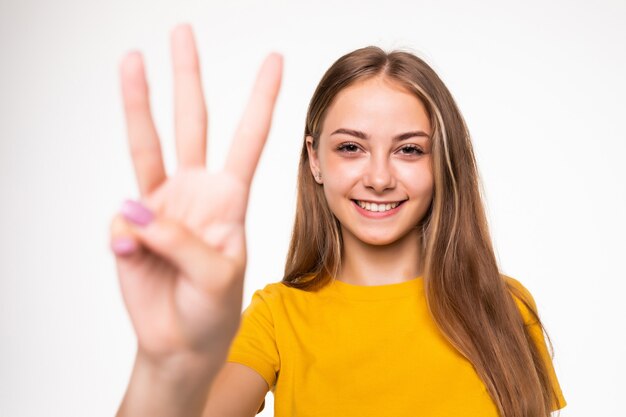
[{"left": 223, "top": 53, "right": 283, "bottom": 187}]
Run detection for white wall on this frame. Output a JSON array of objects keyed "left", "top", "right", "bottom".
[{"left": 0, "top": 0, "right": 624, "bottom": 415}]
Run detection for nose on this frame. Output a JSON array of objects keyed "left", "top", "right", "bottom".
[{"left": 362, "top": 154, "right": 396, "bottom": 192}]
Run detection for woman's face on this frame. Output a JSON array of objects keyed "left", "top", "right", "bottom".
[{"left": 306, "top": 76, "right": 434, "bottom": 247}]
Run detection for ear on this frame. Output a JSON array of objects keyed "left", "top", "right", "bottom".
[{"left": 305, "top": 135, "right": 322, "bottom": 184}]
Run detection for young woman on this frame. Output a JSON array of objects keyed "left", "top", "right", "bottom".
[{"left": 111, "top": 24, "right": 566, "bottom": 417}]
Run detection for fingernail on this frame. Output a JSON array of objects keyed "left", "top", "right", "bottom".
[
  {"left": 120, "top": 199, "right": 154, "bottom": 226},
  {"left": 111, "top": 237, "right": 138, "bottom": 256}
]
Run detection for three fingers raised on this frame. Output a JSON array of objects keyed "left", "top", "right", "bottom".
[{"left": 120, "top": 24, "right": 283, "bottom": 196}]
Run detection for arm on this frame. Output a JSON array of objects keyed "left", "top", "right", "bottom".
[{"left": 202, "top": 362, "right": 269, "bottom": 417}]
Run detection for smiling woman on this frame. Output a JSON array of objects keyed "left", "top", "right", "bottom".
[
  {"left": 227, "top": 46, "right": 567, "bottom": 416},
  {"left": 112, "top": 24, "right": 566, "bottom": 417}
]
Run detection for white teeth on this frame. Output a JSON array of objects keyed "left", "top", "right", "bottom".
[{"left": 356, "top": 200, "right": 401, "bottom": 212}]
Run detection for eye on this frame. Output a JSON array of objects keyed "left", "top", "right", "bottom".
[
  {"left": 336, "top": 142, "right": 361, "bottom": 153},
  {"left": 398, "top": 145, "right": 424, "bottom": 156}
]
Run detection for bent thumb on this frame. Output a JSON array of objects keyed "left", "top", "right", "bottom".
[{"left": 119, "top": 199, "right": 239, "bottom": 290}]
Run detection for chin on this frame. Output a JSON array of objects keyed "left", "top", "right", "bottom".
[{"left": 355, "top": 231, "right": 403, "bottom": 247}]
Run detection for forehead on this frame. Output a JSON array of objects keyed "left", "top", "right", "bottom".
[{"left": 322, "top": 76, "right": 431, "bottom": 136}]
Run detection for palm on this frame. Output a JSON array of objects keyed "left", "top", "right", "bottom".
[
  {"left": 151, "top": 169, "right": 248, "bottom": 259},
  {"left": 113, "top": 25, "right": 282, "bottom": 360}
]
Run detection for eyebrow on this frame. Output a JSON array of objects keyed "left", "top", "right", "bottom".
[{"left": 330, "top": 128, "right": 431, "bottom": 141}]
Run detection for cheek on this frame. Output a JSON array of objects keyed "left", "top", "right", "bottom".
[
  {"left": 398, "top": 164, "right": 434, "bottom": 198},
  {"left": 322, "top": 177, "right": 352, "bottom": 203},
  {"left": 321, "top": 156, "right": 362, "bottom": 197},
  {"left": 323, "top": 154, "right": 362, "bottom": 178}
]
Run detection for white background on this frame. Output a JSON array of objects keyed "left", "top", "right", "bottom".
[{"left": 1, "top": 0, "right": 624, "bottom": 416}]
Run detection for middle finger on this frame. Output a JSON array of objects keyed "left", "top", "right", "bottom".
[{"left": 171, "top": 24, "right": 208, "bottom": 169}]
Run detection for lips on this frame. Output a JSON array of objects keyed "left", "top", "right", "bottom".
[
  {"left": 351, "top": 199, "right": 407, "bottom": 208},
  {"left": 351, "top": 199, "right": 406, "bottom": 217}
]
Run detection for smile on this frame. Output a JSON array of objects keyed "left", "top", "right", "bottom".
[
  {"left": 351, "top": 199, "right": 406, "bottom": 217},
  {"left": 354, "top": 200, "right": 401, "bottom": 212}
]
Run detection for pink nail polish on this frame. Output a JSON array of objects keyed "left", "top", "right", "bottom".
[
  {"left": 111, "top": 237, "right": 137, "bottom": 255},
  {"left": 120, "top": 199, "right": 154, "bottom": 226}
]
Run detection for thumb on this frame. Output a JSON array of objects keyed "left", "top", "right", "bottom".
[{"left": 119, "top": 199, "right": 240, "bottom": 291}]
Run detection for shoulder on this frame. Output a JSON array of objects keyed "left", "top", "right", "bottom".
[
  {"left": 245, "top": 281, "right": 299, "bottom": 309},
  {"left": 502, "top": 274, "right": 540, "bottom": 325},
  {"left": 252, "top": 279, "right": 319, "bottom": 299},
  {"left": 503, "top": 275, "right": 533, "bottom": 299},
  {"left": 240, "top": 281, "right": 309, "bottom": 327},
  {"left": 245, "top": 280, "right": 325, "bottom": 317},
  {"left": 251, "top": 281, "right": 292, "bottom": 299}
]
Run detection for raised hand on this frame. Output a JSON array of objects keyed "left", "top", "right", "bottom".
[{"left": 109, "top": 24, "right": 282, "bottom": 369}]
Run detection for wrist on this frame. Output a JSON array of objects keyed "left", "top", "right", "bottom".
[
  {"left": 117, "top": 349, "right": 222, "bottom": 417},
  {"left": 134, "top": 348, "right": 222, "bottom": 382}
]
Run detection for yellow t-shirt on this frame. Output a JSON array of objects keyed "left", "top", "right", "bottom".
[{"left": 226, "top": 275, "right": 566, "bottom": 416}]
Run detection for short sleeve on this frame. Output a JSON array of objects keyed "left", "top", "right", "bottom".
[
  {"left": 226, "top": 285, "right": 280, "bottom": 392},
  {"left": 505, "top": 276, "right": 567, "bottom": 412}
]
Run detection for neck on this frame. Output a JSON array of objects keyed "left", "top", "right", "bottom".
[{"left": 337, "top": 227, "right": 422, "bottom": 286}]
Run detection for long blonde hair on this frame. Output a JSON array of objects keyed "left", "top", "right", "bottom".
[{"left": 282, "top": 46, "right": 561, "bottom": 417}]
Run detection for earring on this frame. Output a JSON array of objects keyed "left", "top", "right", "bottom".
[{"left": 315, "top": 172, "right": 322, "bottom": 182}]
